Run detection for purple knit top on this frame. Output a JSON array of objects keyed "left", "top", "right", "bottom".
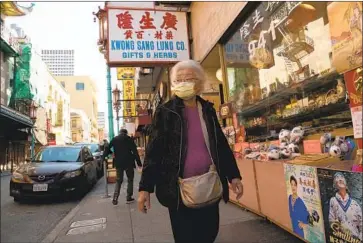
[{"left": 183, "top": 106, "right": 212, "bottom": 178}]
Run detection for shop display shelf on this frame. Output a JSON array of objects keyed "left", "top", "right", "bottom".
[{"left": 238, "top": 72, "right": 341, "bottom": 117}]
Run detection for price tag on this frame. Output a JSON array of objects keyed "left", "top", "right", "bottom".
[
  {"left": 303, "top": 140, "right": 322, "bottom": 154},
  {"left": 351, "top": 106, "right": 362, "bottom": 139}
]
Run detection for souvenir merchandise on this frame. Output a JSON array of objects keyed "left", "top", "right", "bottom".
[
  {"left": 290, "top": 126, "right": 305, "bottom": 144},
  {"left": 244, "top": 147, "right": 252, "bottom": 155},
  {"left": 336, "top": 78, "right": 346, "bottom": 99},
  {"left": 339, "top": 141, "right": 349, "bottom": 154},
  {"left": 280, "top": 148, "right": 292, "bottom": 159},
  {"left": 320, "top": 133, "right": 332, "bottom": 145},
  {"left": 329, "top": 145, "right": 342, "bottom": 157},
  {"left": 288, "top": 143, "right": 300, "bottom": 153},
  {"left": 245, "top": 152, "right": 261, "bottom": 160},
  {"left": 279, "top": 129, "right": 291, "bottom": 143},
  {"left": 333, "top": 136, "right": 345, "bottom": 146},
  {"left": 268, "top": 149, "right": 281, "bottom": 160},
  {"left": 280, "top": 142, "right": 289, "bottom": 149}
]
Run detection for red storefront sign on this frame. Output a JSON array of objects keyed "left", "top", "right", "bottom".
[
  {"left": 344, "top": 68, "right": 362, "bottom": 108},
  {"left": 344, "top": 68, "right": 362, "bottom": 140}
]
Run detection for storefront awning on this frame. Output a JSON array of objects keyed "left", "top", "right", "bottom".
[{"left": 0, "top": 105, "right": 33, "bottom": 129}]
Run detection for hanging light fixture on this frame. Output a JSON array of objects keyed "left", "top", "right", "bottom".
[
  {"left": 112, "top": 86, "right": 121, "bottom": 107},
  {"left": 29, "top": 100, "right": 38, "bottom": 123},
  {"left": 216, "top": 68, "right": 223, "bottom": 83}
]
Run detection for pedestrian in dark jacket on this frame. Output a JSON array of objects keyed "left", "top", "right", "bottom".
[
  {"left": 104, "top": 129, "right": 142, "bottom": 205},
  {"left": 138, "top": 60, "right": 243, "bottom": 243}
]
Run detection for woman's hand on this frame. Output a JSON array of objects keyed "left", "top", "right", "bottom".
[
  {"left": 231, "top": 178, "right": 243, "bottom": 200},
  {"left": 298, "top": 221, "right": 307, "bottom": 229},
  {"left": 138, "top": 191, "right": 151, "bottom": 213}
]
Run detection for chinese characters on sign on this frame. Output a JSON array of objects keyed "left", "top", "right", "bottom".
[
  {"left": 108, "top": 9, "right": 189, "bottom": 63},
  {"left": 122, "top": 79, "right": 136, "bottom": 117},
  {"left": 236, "top": 2, "right": 305, "bottom": 69}
]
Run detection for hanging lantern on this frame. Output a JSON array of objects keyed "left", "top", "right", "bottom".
[
  {"left": 249, "top": 47, "right": 274, "bottom": 69},
  {"left": 29, "top": 100, "right": 38, "bottom": 122},
  {"left": 285, "top": 4, "right": 317, "bottom": 32},
  {"left": 112, "top": 86, "right": 121, "bottom": 107}
]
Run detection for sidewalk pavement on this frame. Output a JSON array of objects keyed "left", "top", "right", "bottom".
[{"left": 42, "top": 173, "right": 303, "bottom": 243}]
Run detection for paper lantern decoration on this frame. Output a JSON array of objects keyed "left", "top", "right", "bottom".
[
  {"left": 249, "top": 48, "right": 274, "bottom": 69},
  {"left": 285, "top": 4, "right": 317, "bottom": 32}
]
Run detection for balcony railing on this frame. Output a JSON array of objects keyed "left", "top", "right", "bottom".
[{"left": 0, "top": 24, "right": 20, "bottom": 54}]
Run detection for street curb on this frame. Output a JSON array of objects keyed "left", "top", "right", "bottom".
[{"left": 41, "top": 180, "right": 105, "bottom": 243}]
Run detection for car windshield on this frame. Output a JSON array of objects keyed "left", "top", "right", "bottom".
[
  {"left": 33, "top": 147, "right": 81, "bottom": 162},
  {"left": 76, "top": 144, "right": 99, "bottom": 153}
]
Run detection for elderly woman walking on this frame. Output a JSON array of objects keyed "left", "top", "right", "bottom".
[{"left": 138, "top": 60, "right": 243, "bottom": 243}]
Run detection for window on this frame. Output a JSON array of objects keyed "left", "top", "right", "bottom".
[
  {"left": 72, "top": 120, "right": 77, "bottom": 128},
  {"left": 76, "top": 82, "right": 85, "bottom": 90},
  {"left": 72, "top": 133, "right": 77, "bottom": 142}
]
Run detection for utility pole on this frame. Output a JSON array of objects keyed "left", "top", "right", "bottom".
[
  {"left": 107, "top": 66, "right": 114, "bottom": 140},
  {"left": 103, "top": 65, "right": 114, "bottom": 198}
]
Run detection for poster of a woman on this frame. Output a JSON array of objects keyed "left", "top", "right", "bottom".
[
  {"left": 284, "top": 164, "right": 326, "bottom": 242},
  {"left": 318, "top": 169, "right": 362, "bottom": 243}
]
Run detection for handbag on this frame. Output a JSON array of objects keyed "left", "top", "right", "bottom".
[{"left": 178, "top": 164, "right": 223, "bottom": 208}]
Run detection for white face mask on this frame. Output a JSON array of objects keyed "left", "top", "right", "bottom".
[{"left": 171, "top": 82, "right": 196, "bottom": 100}]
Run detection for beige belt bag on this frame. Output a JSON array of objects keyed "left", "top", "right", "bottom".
[{"left": 178, "top": 164, "right": 223, "bottom": 208}]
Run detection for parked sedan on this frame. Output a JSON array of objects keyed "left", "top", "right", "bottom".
[
  {"left": 74, "top": 143, "right": 104, "bottom": 178},
  {"left": 10, "top": 145, "right": 98, "bottom": 202}
]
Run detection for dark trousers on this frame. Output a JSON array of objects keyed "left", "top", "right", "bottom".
[
  {"left": 113, "top": 167, "right": 134, "bottom": 200},
  {"left": 169, "top": 203, "right": 220, "bottom": 243}
]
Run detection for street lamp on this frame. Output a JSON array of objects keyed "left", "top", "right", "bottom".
[
  {"left": 29, "top": 100, "right": 38, "bottom": 159},
  {"left": 112, "top": 86, "right": 121, "bottom": 132}
]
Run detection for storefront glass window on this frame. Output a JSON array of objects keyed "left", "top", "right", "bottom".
[{"left": 224, "top": 2, "right": 360, "bottom": 141}]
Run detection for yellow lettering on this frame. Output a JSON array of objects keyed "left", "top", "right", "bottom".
[{"left": 350, "top": 93, "right": 362, "bottom": 104}]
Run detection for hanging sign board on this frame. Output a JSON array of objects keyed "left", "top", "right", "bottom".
[
  {"left": 117, "top": 67, "right": 135, "bottom": 80},
  {"left": 107, "top": 9, "right": 190, "bottom": 66},
  {"left": 123, "top": 79, "right": 136, "bottom": 117}
]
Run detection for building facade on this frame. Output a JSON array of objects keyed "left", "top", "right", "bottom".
[
  {"left": 41, "top": 49, "right": 75, "bottom": 76},
  {"left": 0, "top": 4, "right": 34, "bottom": 172},
  {"left": 45, "top": 72, "right": 72, "bottom": 145},
  {"left": 56, "top": 76, "right": 99, "bottom": 142},
  {"left": 70, "top": 108, "right": 91, "bottom": 143},
  {"left": 97, "top": 111, "right": 105, "bottom": 128}
]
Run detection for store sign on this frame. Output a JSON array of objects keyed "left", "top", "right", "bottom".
[
  {"left": 117, "top": 67, "right": 135, "bottom": 80},
  {"left": 344, "top": 68, "right": 362, "bottom": 107},
  {"left": 317, "top": 168, "right": 362, "bottom": 243},
  {"left": 107, "top": 9, "right": 190, "bottom": 65},
  {"left": 122, "top": 79, "right": 136, "bottom": 117},
  {"left": 327, "top": 2, "right": 362, "bottom": 74},
  {"left": 55, "top": 101, "right": 63, "bottom": 126},
  {"left": 344, "top": 68, "right": 362, "bottom": 139},
  {"left": 284, "top": 164, "right": 326, "bottom": 243}
]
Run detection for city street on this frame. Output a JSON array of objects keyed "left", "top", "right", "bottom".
[
  {"left": 1, "top": 173, "right": 303, "bottom": 243},
  {"left": 1, "top": 175, "right": 80, "bottom": 243}
]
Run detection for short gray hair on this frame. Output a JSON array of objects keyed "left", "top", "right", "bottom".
[{"left": 170, "top": 60, "right": 206, "bottom": 85}]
